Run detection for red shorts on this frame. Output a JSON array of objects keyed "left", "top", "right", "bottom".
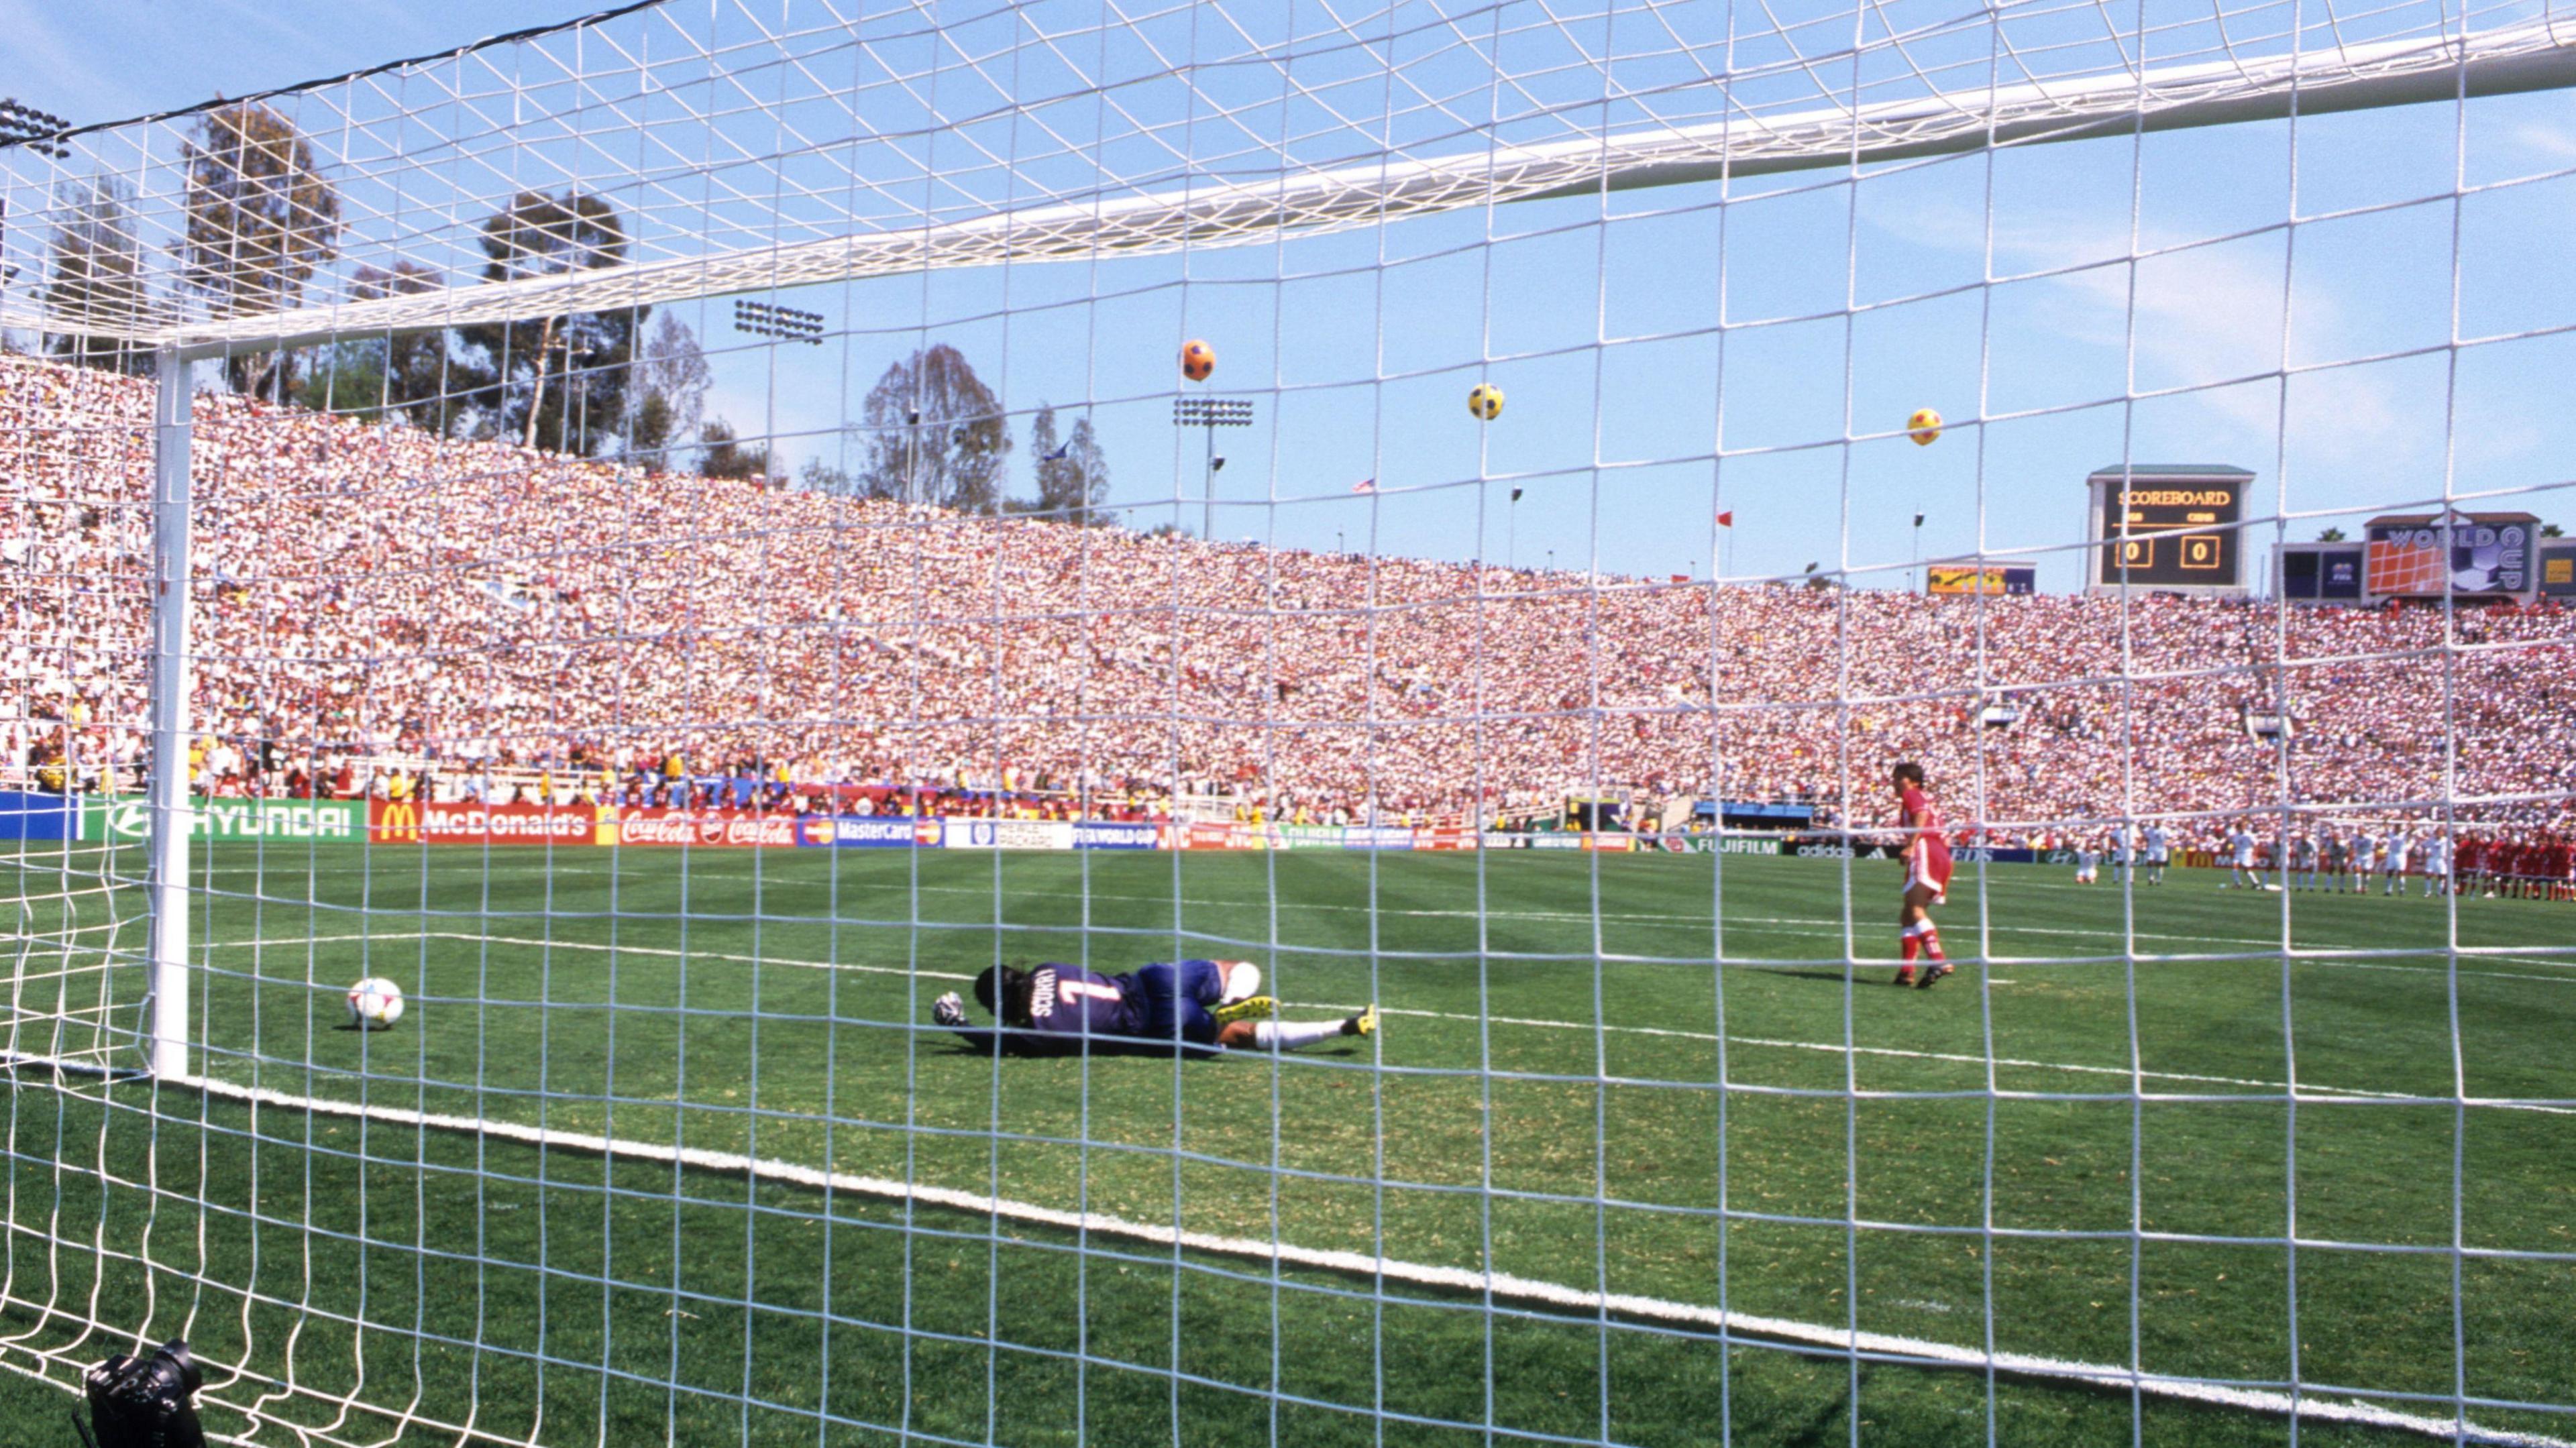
[{"left": 1906, "top": 844, "right": 1953, "bottom": 897}]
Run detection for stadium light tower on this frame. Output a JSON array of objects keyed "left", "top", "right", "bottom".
[
  {"left": 1172, "top": 396, "right": 1252, "bottom": 538},
  {"left": 0, "top": 99, "right": 71, "bottom": 158},
  {"left": 734, "top": 298, "right": 826, "bottom": 344}
]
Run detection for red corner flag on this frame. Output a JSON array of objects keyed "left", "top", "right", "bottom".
[{"left": 1715, "top": 509, "right": 1734, "bottom": 526}]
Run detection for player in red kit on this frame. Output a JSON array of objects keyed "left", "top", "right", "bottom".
[{"left": 1891, "top": 761, "right": 1954, "bottom": 987}]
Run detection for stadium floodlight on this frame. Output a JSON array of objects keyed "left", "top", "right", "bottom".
[
  {"left": 1172, "top": 396, "right": 1254, "bottom": 538},
  {"left": 732, "top": 297, "right": 824, "bottom": 345},
  {"left": 0, "top": 99, "right": 70, "bottom": 159}
]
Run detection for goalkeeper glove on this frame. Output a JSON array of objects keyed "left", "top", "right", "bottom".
[{"left": 932, "top": 991, "right": 967, "bottom": 1028}]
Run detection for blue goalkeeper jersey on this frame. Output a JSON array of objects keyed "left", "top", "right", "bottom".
[
  {"left": 948, "top": 963, "right": 1141, "bottom": 1055},
  {"left": 944, "top": 960, "right": 1228, "bottom": 1056}
]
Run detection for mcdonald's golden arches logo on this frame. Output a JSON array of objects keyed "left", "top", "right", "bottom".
[{"left": 374, "top": 799, "right": 422, "bottom": 843}]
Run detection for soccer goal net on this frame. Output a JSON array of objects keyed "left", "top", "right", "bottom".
[{"left": 3, "top": 0, "right": 2575, "bottom": 1443}]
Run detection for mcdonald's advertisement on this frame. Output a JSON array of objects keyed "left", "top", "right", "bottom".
[
  {"left": 85, "top": 797, "right": 364, "bottom": 842},
  {"left": 368, "top": 799, "right": 600, "bottom": 846}
]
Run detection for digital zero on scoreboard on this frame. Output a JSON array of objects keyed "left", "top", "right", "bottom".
[{"left": 2086, "top": 465, "right": 2251, "bottom": 594}]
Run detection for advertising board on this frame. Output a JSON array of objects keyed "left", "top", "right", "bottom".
[
  {"left": 608, "top": 808, "right": 796, "bottom": 847},
  {"left": 88, "top": 797, "right": 364, "bottom": 842},
  {"left": 1342, "top": 826, "right": 1415, "bottom": 850},
  {"left": 2534, "top": 541, "right": 2576, "bottom": 599},
  {"left": 1070, "top": 822, "right": 1159, "bottom": 850},
  {"left": 1926, "top": 565, "right": 2036, "bottom": 596},
  {"left": 797, "top": 816, "right": 943, "bottom": 848},
  {"left": 370, "top": 800, "right": 598, "bottom": 845},
  {"left": 947, "top": 818, "right": 1075, "bottom": 850},
  {"left": 0, "top": 790, "right": 78, "bottom": 841}
]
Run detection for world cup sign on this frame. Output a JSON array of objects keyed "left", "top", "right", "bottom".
[{"left": 2366, "top": 511, "right": 2534, "bottom": 598}]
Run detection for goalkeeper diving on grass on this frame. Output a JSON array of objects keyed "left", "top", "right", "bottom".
[{"left": 931, "top": 959, "right": 1376, "bottom": 1056}]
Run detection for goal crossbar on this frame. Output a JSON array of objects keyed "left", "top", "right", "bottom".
[{"left": 6, "top": 19, "right": 2567, "bottom": 361}]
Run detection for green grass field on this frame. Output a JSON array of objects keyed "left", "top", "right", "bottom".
[{"left": 1, "top": 841, "right": 2571, "bottom": 1446}]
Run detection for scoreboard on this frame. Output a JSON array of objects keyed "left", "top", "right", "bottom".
[{"left": 2086, "top": 465, "right": 2251, "bottom": 594}]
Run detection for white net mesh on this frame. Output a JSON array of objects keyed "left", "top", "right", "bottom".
[{"left": 3, "top": 0, "right": 2575, "bottom": 1443}]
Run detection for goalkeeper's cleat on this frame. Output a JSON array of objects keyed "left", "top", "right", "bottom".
[
  {"left": 1913, "top": 962, "right": 1953, "bottom": 989},
  {"left": 1342, "top": 1005, "right": 1378, "bottom": 1038},
  {"left": 1212, "top": 995, "right": 1276, "bottom": 1026}
]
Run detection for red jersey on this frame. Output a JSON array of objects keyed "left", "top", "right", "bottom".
[{"left": 1900, "top": 784, "right": 1954, "bottom": 891}]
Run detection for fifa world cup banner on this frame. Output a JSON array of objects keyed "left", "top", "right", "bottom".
[
  {"left": 88, "top": 797, "right": 364, "bottom": 842},
  {"left": 2366, "top": 514, "right": 2533, "bottom": 597},
  {"left": 798, "top": 816, "right": 943, "bottom": 848},
  {"left": 370, "top": 800, "right": 598, "bottom": 846},
  {"left": 608, "top": 807, "right": 797, "bottom": 848},
  {"left": 1071, "top": 822, "right": 1158, "bottom": 850}
]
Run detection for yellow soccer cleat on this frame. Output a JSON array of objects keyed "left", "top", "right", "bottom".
[{"left": 1212, "top": 995, "right": 1276, "bottom": 1026}]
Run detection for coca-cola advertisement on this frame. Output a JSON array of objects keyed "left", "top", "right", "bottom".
[
  {"left": 609, "top": 807, "right": 798, "bottom": 848},
  {"left": 370, "top": 799, "right": 600, "bottom": 846}
]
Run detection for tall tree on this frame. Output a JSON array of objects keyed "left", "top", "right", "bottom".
[
  {"left": 624, "top": 312, "right": 710, "bottom": 469},
  {"left": 698, "top": 420, "right": 771, "bottom": 482},
  {"left": 350, "top": 261, "right": 451, "bottom": 428},
  {"left": 1022, "top": 403, "right": 1110, "bottom": 524},
  {"left": 453, "top": 190, "right": 643, "bottom": 454},
  {"left": 852, "top": 344, "right": 1010, "bottom": 512},
  {"left": 181, "top": 101, "right": 342, "bottom": 399},
  {"left": 44, "top": 175, "right": 150, "bottom": 373}
]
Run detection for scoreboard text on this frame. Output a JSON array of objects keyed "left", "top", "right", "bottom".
[{"left": 2096, "top": 482, "right": 2243, "bottom": 588}]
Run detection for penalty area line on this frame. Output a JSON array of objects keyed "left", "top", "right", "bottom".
[{"left": 4, "top": 1054, "right": 2561, "bottom": 1448}]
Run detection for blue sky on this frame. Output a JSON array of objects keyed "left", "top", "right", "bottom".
[{"left": 4, "top": 0, "right": 2571, "bottom": 592}]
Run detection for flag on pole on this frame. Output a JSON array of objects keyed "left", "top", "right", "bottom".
[
  {"left": 1715, "top": 510, "right": 1734, "bottom": 526},
  {"left": 1913, "top": 512, "right": 1925, "bottom": 527},
  {"left": 1510, "top": 488, "right": 1524, "bottom": 502},
  {"left": 1351, "top": 479, "right": 1377, "bottom": 494}
]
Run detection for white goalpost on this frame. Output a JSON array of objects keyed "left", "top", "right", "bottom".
[{"left": 1, "top": 0, "right": 2574, "bottom": 1443}]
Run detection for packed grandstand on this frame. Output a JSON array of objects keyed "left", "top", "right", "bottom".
[{"left": 5, "top": 352, "right": 2573, "bottom": 865}]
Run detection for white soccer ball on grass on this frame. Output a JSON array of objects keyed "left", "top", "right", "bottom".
[{"left": 345, "top": 977, "right": 406, "bottom": 1031}]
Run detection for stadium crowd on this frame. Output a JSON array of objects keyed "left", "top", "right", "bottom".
[{"left": 5, "top": 352, "right": 2573, "bottom": 864}]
